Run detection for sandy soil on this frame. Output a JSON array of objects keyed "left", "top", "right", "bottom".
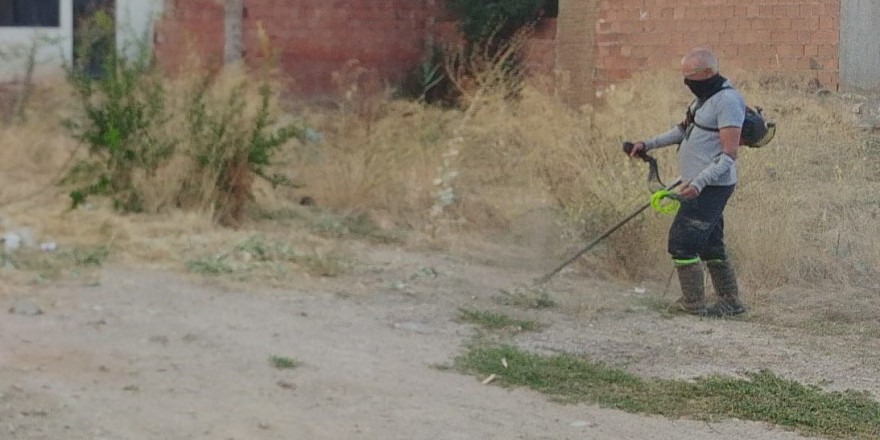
[{"left": 2, "top": 235, "right": 878, "bottom": 440}]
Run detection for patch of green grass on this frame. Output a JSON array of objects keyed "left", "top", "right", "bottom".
[
  {"left": 0, "top": 245, "right": 111, "bottom": 281},
  {"left": 71, "top": 245, "right": 111, "bottom": 266},
  {"left": 630, "top": 295, "right": 679, "bottom": 317},
  {"left": 313, "top": 212, "right": 405, "bottom": 244},
  {"left": 250, "top": 207, "right": 306, "bottom": 224},
  {"left": 236, "top": 234, "right": 346, "bottom": 277},
  {"left": 298, "top": 251, "right": 346, "bottom": 277},
  {"left": 494, "top": 285, "right": 555, "bottom": 309},
  {"left": 456, "top": 308, "right": 544, "bottom": 332},
  {"left": 455, "top": 344, "right": 880, "bottom": 439},
  {"left": 186, "top": 235, "right": 347, "bottom": 278},
  {"left": 186, "top": 256, "right": 234, "bottom": 275},
  {"left": 269, "top": 355, "right": 300, "bottom": 370}
]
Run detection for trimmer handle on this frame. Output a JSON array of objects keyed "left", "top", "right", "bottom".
[{"left": 622, "top": 141, "right": 650, "bottom": 162}]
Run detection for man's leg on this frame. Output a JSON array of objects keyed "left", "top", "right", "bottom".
[
  {"left": 673, "top": 257, "right": 706, "bottom": 315},
  {"left": 704, "top": 258, "right": 745, "bottom": 316},
  {"left": 668, "top": 185, "right": 734, "bottom": 315},
  {"left": 699, "top": 212, "right": 746, "bottom": 316}
]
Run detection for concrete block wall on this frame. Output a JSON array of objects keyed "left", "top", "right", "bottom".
[{"left": 594, "top": 0, "right": 841, "bottom": 90}]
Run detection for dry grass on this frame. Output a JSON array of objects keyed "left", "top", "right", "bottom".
[{"left": 1, "top": 59, "right": 878, "bottom": 299}]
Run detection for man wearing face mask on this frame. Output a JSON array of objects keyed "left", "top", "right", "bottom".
[{"left": 627, "top": 48, "right": 746, "bottom": 317}]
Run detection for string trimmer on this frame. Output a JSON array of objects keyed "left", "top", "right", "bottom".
[{"left": 534, "top": 142, "right": 681, "bottom": 285}]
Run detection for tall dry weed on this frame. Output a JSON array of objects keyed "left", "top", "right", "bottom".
[
  {"left": 296, "top": 62, "right": 880, "bottom": 292},
  {"left": 595, "top": 69, "right": 880, "bottom": 289}
]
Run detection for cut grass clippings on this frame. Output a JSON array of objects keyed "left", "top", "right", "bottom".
[
  {"left": 455, "top": 344, "right": 880, "bottom": 440},
  {"left": 456, "top": 308, "right": 544, "bottom": 333}
]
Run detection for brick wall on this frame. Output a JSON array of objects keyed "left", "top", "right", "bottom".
[
  {"left": 554, "top": 0, "right": 597, "bottom": 107},
  {"left": 246, "top": 0, "right": 446, "bottom": 97},
  {"left": 594, "top": 0, "right": 841, "bottom": 90},
  {"left": 154, "top": 0, "right": 226, "bottom": 73},
  {"left": 154, "top": 0, "right": 843, "bottom": 103},
  {"left": 156, "top": 0, "right": 448, "bottom": 98}
]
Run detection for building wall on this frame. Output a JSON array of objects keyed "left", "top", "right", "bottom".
[
  {"left": 154, "top": 0, "right": 225, "bottom": 73},
  {"left": 153, "top": 0, "right": 845, "bottom": 103},
  {"left": 117, "top": 0, "right": 164, "bottom": 58},
  {"left": 0, "top": 0, "right": 73, "bottom": 80},
  {"left": 0, "top": 0, "right": 163, "bottom": 81},
  {"left": 839, "top": 0, "right": 880, "bottom": 92},
  {"left": 155, "top": 0, "right": 447, "bottom": 97},
  {"left": 243, "top": 0, "right": 444, "bottom": 97},
  {"left": 554, "top": 0, "right": 596, "bottom": 108},
  {"left": 594, "top": 0, "right": 841, "bottom": 91}
]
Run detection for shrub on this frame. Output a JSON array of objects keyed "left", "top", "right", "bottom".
[
  {"left": 63, "top": 11, "right": 309, "bottom": 227},
  {"left": 181, "top": 77, "right": 308, "bottom": 227},
  {"left": 445, "top": 0, "right": 548, "bottom": 50},
  {"left": 64, "top": 10, "right": 172, "bottom": 212}
]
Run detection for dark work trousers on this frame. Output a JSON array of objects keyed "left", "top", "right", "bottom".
[{"left": 668, "top": 185, "right": 735, "bottom": 262}]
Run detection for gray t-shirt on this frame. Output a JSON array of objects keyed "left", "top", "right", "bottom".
[{"left": 644, "top": 81, "right": 746, "bottom": 185}]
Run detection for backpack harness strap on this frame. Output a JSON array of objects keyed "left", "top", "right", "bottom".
[{"left": 684, "top": 86, "right": 732, "bottom": 136}]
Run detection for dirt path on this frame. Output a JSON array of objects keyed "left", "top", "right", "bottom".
[{"left": 2, "top": 241, "right": 877, "bottom": 440}]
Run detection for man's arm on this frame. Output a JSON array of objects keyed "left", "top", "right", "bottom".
[
  {"left": 643, "top": 125, "right": 686, "bottom": 151},
  {"left": 680, "top": 125, "right": 741, "bottom": 198},
  {"left": 629, "top": 125, "right": 685, "bottom": 157}
]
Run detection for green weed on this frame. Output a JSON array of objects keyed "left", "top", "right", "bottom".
[
  {"left": 494, "top": 286, "right": 555, "bottom": 309},
  {"left": 456, "top": 344, "right": 880, "bottom": 439},
  {"left": 269, "top": 355, "right": 300, "bottom": 370},
  {"left": 456, "top": 308, "right": 544, "bottom": 332},
  {"left": 186, "top": 256, "right": 234, "bottom": 275},
  {"left": 313, "top": 212, "right": 404, "bottom": 244}
]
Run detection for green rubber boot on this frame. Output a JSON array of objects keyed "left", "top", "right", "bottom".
[
  {"left": 705, "top": 259, "right": 745, "bottom": 317},
  {"left": 675, "top": 261, "right": 707, "bottom": 315}
]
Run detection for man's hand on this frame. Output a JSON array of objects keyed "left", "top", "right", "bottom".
[
  {"left": 676, "top": 182, "right": 700, "bottom": 200},
  {"left": 627, "top": 141, "right": 646, "bottom": 157}
]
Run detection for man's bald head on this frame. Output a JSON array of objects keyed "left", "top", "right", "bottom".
[{"left": 681, "top": 49, "right": 719, "bottom": 79}]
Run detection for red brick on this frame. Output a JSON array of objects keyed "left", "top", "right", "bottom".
[{"left": 819, "top": 15, "right": 838, "bottom": 30}]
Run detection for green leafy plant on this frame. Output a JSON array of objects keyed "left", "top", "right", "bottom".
[
  {"left": 64, "top": 10, "right": 172, "bottom": 212},
  {"left": 400, "top": 45, "right": 455, "bottom": 104},
  {"left": 183, "top": 80, "right": 308, "bottom": 227}
]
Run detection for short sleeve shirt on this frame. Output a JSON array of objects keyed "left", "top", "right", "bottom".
[{"left": 678, "top": 82, "right": 746, "bottom": 185}]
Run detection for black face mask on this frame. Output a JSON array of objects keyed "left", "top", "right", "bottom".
[{"left": 684, "top": 74, "right": 726, "bottom": 100}]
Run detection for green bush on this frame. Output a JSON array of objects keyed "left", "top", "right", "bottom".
[
  {"left": 183, "top": 78, "right": 307, "bottom": 227},
  {"left": 446, "top": 0, "right": 547, "bottom": 49},
  {"left": 64, "top": 11, "right": 309, "bottom": 227},
  {"left": 65, "top": 11, "right": 171, "bottom": 212}
]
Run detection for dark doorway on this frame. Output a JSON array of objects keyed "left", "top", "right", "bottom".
[{"left": 73, "top": 0, "right": 115, "bottom": 76}]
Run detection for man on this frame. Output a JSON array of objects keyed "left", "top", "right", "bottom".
[{"left": 627, "top": 48, "right": 746, "bottom": 317}]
